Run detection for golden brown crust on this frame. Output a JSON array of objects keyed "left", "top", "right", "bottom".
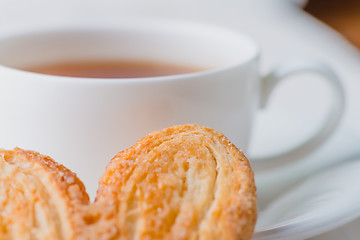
[
  {"left": 96, "top": 124, "right": 257, "bottom": 240},
  {"left": 0, "top": 125, "right": 257, "bottom": 240},
  {"left": 0, "top": 148, "right": 89, "bottom": 240}
]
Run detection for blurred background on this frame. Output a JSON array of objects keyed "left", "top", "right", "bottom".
[{"left": 305, "top": 0, "right": 360, "bottom": 48}]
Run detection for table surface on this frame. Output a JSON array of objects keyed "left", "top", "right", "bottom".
[{"left": 305, "top": 0, "right": 360, "bottom": 48}]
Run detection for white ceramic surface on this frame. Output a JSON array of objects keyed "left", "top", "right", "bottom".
[
  {"left": 0, "top": 19, "right": 259, "bottom": 196},
  {"left": 254, "top": 158, "right": 360, "bottom": 240}
]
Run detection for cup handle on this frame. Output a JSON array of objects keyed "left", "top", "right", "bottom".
[{"left": 251, "top": 60, "right": 345, "bottom": 172}]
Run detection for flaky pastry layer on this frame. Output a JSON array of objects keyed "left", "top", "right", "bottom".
[
  {"left": 0, "top": 125, "right": 257, "bottom": 240},
  {"left": 96, "top": 124, "right": 257, "bottom": 240},
  {"left": 0, "top": 148, "right": 89, "bottom": 240}
]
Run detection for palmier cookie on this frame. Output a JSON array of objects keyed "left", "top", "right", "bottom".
[
  {"left": 96, "top": 124, "right": 257, "bottom": 240},
  {"left": 0, "top": 148, "right": 89, "bottom": 240}
]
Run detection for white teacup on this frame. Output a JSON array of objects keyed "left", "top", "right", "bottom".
[{"left": 0, "top": 18, "right": 344, "bottom": 196}]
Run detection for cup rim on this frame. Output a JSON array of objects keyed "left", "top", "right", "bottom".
[{"left": 0, "top": 17, "right": 260, "bottom": 84}]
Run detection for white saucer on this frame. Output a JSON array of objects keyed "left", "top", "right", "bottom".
[{"left": 253, "top": 159, "right": 360, "bottom": 240}]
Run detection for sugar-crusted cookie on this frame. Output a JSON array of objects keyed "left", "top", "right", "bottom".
[
  {"left": 0, "top": 125, "right": 257, "bottom": 240},
  {"left": 96, "top": 124, "right": 257, "bottom": 240},
  {"left": 0, "top": 148, "right": 89, "bottom": 239}
]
